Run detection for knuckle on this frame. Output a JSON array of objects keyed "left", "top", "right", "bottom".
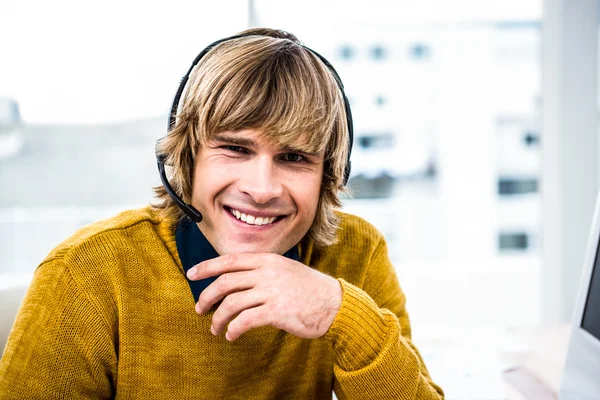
[
  {"left": 199, "top": 261, "right": 210, "bottom": 275},
  {"left": 263, "top": 267, "right": 277, "bottom": 280},
  {"left": 218, "top": 273, "right": 230, "bottom": 289},
  {"left": 274, "top": 297, "right": 289, "bottom": 314},
  {"left": 198, "top": 291, "right": 210, "bottom": 307},
  {"left": 198, "top": 289, "right": 211, "bottom": 307},
  {"left": 266, "top": 285, "right": 281, "bottom": 299},
  {"left": 241, "top": 311, "right": 255, "bottom": 328},
  {"left": 256, "top": 309, "right": 269, "bottom": 325},
  {"left": 237, "top": 314, "right": 248, "bottom": 330},
  {"left": 266, "top": 254, "right": 279, "bottom": 267},
  {"left": 223, "top": 295, "right": 237, "bottom": 312},
  {"left": 270, "top": 300, "right": 282, "bottom": 315},
  {"left": 226, "top": 253, "right": 237, "bottom": 266},
  {"left": 212, "top": 313, "right": 223, "bottom": 328}
]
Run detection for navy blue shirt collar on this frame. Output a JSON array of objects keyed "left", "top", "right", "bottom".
[{"left": 175, "top": 217, "right": 300, "bottom": 302}]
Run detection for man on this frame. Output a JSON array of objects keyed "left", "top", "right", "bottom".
[{"left": 0, "top": 28, "right": 444, "bottom": 399}]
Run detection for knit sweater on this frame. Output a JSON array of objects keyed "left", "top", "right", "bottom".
[{"left": 0, "top": 206, "right": 444, "bottom": 399}]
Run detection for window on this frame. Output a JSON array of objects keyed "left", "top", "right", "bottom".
[
  {"left": 339, "top": 45, "right": 354, "bottom": 61},
  {"left": 498, "top": 178, "right": 539, "bottom": 195},
  {"left": 370, "top": 45, "right": 387, "bottom": 61},
  {"left": 498, "top": 232, "right": 529, "bottom": 251},
  {"left": 374, "top": 95, "right": 387, "bottom": 107},
  {"left": 409, "top": 43, "right": 431, "bottom": 60}
]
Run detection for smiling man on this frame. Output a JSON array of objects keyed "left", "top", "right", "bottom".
[
  {"left": 0, "top": 29, "right": 444, "bottom": 399},
  {"left": 192, "top": 130, "right": 322, "bottom": 257}
]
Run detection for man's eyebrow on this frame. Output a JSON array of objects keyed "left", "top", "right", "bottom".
[
  {"left": 212, "top": 134, "right": 321, "bottom": 158},
  {"left": 211, "top": 134, "right": 256, "bottom": 147}
]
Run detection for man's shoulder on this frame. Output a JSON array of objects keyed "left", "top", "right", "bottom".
[
  {"left": 335, "top": 210, "right": 384, "bottom": 245},
  {"left": 307, "top": 210, "right": 385, "bottom": 261},
  {"left": 303, "top": 211, "right": 386, "bottom": 280},
  {"left": 44, "top": 205, "right": 166, "bottom": 264}
]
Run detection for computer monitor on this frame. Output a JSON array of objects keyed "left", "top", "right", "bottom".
[{"left": 559, "top": 192, "right": 600, "bottom": 399}]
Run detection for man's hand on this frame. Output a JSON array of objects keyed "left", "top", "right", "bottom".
[{"left": 186, "top": 253, "right": 342, "bottom": 341}]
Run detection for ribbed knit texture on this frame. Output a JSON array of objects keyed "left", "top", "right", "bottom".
[{"left": 0, "top": 206, "right": 444, "bottom": 399}]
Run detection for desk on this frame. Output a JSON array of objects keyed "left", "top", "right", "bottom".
[
  {"left": 412, "top": 323, "right": 571, "bottom": 400},
  {"left": 501, "top": 325, "right": 571, "bottom": 400}
]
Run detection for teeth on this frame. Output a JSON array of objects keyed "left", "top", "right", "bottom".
[{"left": 229, "top": 208, "right": 278, "bottom": 226}]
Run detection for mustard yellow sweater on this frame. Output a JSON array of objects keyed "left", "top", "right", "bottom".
[{"left": 0, "top": 207, "right": 444, "bottom": 399}]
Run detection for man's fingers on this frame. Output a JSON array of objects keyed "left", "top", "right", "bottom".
[
  {"left": 187, "top": 253, "right": 269, "bottom": 280},
  {"left": 196, "top": 271, "right": 256, "bottom": 313},
  {"left": 210, "top": 290, "right": 264, "bottom": 336},
  {"left": 225, "top": 306, "right": 269, "bottom": 341}
]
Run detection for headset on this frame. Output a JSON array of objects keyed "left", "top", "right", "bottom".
[{"left": 156, "top": 33, "right": 354, "bottom": 223}]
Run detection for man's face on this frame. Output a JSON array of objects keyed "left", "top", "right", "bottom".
[{"left": 191, "top": 129, "right": 324, "bottom": 255}]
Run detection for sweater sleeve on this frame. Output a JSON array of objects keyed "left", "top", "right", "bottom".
[
  {"left": 323, "top": 236, "right": 444, "bottom": 400},
  {"left": 0, "top": 258, "right": 117, "bottom": 399}
]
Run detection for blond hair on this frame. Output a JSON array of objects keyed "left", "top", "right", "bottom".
[{"left": 153, "top": 28, "right": 350, "bottom": 247}]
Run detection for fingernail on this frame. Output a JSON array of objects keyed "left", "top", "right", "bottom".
[
  {"left": 187, "top": 267, "right": 196, "bottom": 279},
  {"left": 210, "top": 325, "right": 216, "bottom": 335},
  {"left": 195, "top": 302, "right": 202, "bottom": 313},
  {"left": 225, "top": 331, "right": 232, "bottom": 341}
]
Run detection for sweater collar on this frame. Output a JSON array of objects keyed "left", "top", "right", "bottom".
[{"left": 175, "top": 218, "right": 300, "bottom": 302}]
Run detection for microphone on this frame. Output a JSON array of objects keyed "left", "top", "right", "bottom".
[{"left": 156, "top": 152, "right": 203, "bottom": 223}]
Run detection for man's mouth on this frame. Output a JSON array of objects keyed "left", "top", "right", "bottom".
[{"left": 225, "top": 206, "right": 285, "bottom": 226}]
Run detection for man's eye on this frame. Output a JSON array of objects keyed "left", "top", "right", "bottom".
[
  {"left": 281, "top": 153, "right": 305, "bottom": 163},
  {"left": 223, "top": 145, "right": 246, "bottom": 153}
]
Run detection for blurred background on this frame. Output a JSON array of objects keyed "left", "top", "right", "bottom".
[{"left": 1, "top": 0, "right": 598, "bottom": 398}]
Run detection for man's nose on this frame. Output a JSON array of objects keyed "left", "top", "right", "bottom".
[{"left": 238, "top": 157, "right": 284, "bottom": 204}]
